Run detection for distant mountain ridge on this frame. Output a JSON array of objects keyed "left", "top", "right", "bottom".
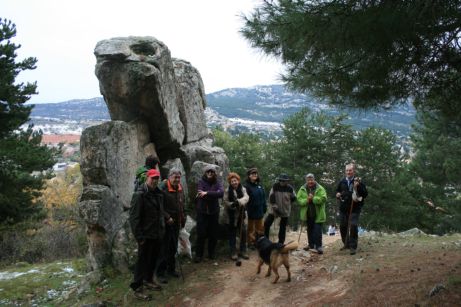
[{"left": 29, "top": 85, "right": 415, "bottom": 137}]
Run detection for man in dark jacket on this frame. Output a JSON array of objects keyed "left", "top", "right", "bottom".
[
  {"left": 336, "top": 163, "right": 368, "bottom": 255},
  {"left": 157, "top": 168, "right": 186, "bottom": 281},
  {"left": 243, "top": 167, "right": 266, "bottom": 247},
  {"left": 129, "top": 168, "right": 169, "bottom": 300},
  {"left": 194, "top": 165, "right": 224, "bottom": 263},
  {"left": 264, "top": 174, "right": 296, "bottom": 244}
]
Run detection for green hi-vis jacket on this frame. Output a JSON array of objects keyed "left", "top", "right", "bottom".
[{"left": 296, "top": 183, "right": 327, "bottom": 223}]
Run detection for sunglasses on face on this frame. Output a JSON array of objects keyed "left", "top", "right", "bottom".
[
  {"left": 250, "top": 172, "right": 258, "bottom": 175},
  {"left": 206, "top": 170, "right": 215, "bottom": 174}
]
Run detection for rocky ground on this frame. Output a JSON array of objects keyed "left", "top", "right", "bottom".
[{"left": 1, "top": 231, "right": 460, "bottom": 306}]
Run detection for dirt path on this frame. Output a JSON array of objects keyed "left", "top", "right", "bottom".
[
  {"left": 175, "top": 232, "right": 346, "bottom": 307},
  {"left": 168, "top": 232, "right": 461, "bottom": 307}
]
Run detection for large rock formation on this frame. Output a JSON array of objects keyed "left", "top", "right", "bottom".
[{"left": 79, "top": 36, "right": 228, "bottom": 273}]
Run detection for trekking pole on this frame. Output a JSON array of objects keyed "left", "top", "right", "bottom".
[
  {"left": 297, "top": 223, "right": 303, "bottom": 244},
  {"left": 176, "top": 251, "right": 185, "bottom": 282},
  {"left": 345, "top": 200, "right": 355, "bottom": 247}
]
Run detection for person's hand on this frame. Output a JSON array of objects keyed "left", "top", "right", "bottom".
[
  {"left": 232, "top": 201, "right": 239, "bottom": 209},
  {"left": 167, "top": 217, "right": 174, "bottom": 225},
  {"left": 336, "top": 192, "right": 341, "bottom": 199},
  {"left": 197, "top": 190, "right": 207, "bottom": 198}
]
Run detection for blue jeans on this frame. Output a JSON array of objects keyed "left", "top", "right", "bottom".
[{"left": 306, "top": 221, "right": 323, "bottom": 249}]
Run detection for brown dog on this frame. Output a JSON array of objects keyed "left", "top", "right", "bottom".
[{"left": 255, "top": 237, "right": 298, "bottom": 283}]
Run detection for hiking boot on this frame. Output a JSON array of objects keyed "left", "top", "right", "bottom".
[
  {"left": 309, "top": 248, "right": 319, "bottom": 254},
  {"left": 144, "top": 281, "right": 162, "bottom": 291},
  {"left": 238, "top": 252, "right": 249, "bottom": 260},
  {"left": 167, "top": 270, "right": 181, "bottom": 278},
  {"left": 350, "top": 248, "right": 357, "bottom": 255},
  {"left": 303, "top": 246, "right": 313, "bottom": 251},
  {"left": 133, "top": 288, "right": 152, "bottom": 301},
  {"left": 194, "top": 256, "right": 203, "bottom": 263},
  {"left": 231, "top": 253, "right": 238, "bottom": 261},
  {"left": 316, "top": 247, "right": 324, "bottom": 255},
  {"left": 340, "top": 245, "right": 349, "bottom": 251}
]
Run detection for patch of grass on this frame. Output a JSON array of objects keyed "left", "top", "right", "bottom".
[
  {"left": 447, "top": 275, "right": 461, "bottom": 286},
  {"left": 0, "top": 259, "right": 85, "bottom": 306}
]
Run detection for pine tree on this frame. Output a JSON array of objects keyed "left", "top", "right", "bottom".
[
  {"left": 241, "top": 1, "right": 461, "bottom": 119},
  {"left": 0, "top": 18, "right": 55, "bottom": 223}
]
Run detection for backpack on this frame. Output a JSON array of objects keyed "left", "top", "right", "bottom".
[{"left": 134, "top": 166, "right": 149, "bottom": 192}]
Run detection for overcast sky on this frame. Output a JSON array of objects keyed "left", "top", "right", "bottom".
[{"left": 3, "top": 0, "right": 283, "bottom": 104}]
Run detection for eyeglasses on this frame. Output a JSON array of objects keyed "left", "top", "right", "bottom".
[{"left": 250, "top": 172, "right": 258, "bottom": 176}]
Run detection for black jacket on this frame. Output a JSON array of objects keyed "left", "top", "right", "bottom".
[
  {"left": 336, "top": 177, "right": 368, "bottom": 214},
  {"left": 129, "top": 185, "right": 166, "bottom": 241}
]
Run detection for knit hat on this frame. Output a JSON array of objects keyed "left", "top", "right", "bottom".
[
  {"left": 305, "top": 173, "right": 315, "bottom": 179},
  {"left": 247, "top": 167, "right": 258, "bottom": 175}
]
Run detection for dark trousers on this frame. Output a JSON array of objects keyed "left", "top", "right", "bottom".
[
  {"left": 307, "top": 220, "right": 323, "bottom": 249},
  {"left": 130, "top": 238, "right": 161, "bottom": 291},
  {"left": 228, "top": 209, "right": 247, "bottom": 253},
  {"left": 339, "top": 211, "right": 360, "bottom": 249},
  {"left": 157, "top": 224, "right": 180, "bottom": 275},
  {"left": 195, "top": 212, "right": 219, "bottom": 258},
  {"left": 264, "top": 214, "right": 288, "bottom": 244}
]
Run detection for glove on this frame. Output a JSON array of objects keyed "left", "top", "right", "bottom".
[{"left": 231, "top": 201, "right": 239, "bottom": 209}]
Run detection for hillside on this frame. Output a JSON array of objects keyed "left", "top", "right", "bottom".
[{"left": 29, "top": 85, "right": 415, "bottom": 138}]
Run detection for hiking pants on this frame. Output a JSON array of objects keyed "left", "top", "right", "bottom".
[
  {"left": 228, "top": 211, "right": 247, "bottom": 253},
  {"left": 339, "top": 211, "right": 360, "bottom": 249},
  {"left": 130, "top": 238, "right": 161, "bottom": 291},
  {"left": 264, "top": 214, "right": 288, "bottom": 244},
  {"left": 195, "top": 212, "right": 219, "bottom": 258},
  {"left": 247, "top": 218, "right": 264, "bottom": 245},
  {"left": 307, "top": 220, "right": 323, "bottom": 249},
  {"left": 157, "top": 224, "right": 180, "bottom": 275}
]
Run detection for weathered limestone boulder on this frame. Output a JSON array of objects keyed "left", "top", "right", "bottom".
[
  {"left": 80, "top": 120, "right": 155, "bottom": 208},
  {"left": 79, "top": 185, "right": 134, "bottom": 272},
  {"left": 80, "top": 36, "right": 230, "bottom": 274},
  {"left": 180, "top": 138, "right": 229, "bottom": 179},
  {"left": 173, "top": 59, "right": 208, "bottom": 143},
  {"left": 94, "top": 36, "right": 185, "bottom": 157}
]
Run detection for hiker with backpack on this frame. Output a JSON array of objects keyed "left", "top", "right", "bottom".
[
  {"left": 264, "top": 173, "right": 297, "bottom": 244},
  {"left": 223, "top": 172, "right": 250, "bottom": 261},
  {"left": 129, "top": 168, "right": 168, "bottom": 301},
  {"left": 156, "top": 168, "right": 186, "bottom": 283},
  {"left": 336, "top": 163, "right": 368, "bottom": 255},
  {"left": 297, "top": 173, "right": 327, "bottom": 254},
  {"left": 134, "top": 155, "right": 160, "bottom": 192},
  {"left": 194, "top": 165, "right": 224, "bottom": 263}
]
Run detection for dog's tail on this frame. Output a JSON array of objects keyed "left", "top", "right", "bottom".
[{"left": 281, "top": 240, "right": 298, "bottom": 253}]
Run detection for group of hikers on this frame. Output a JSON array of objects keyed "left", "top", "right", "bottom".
[{"left": 128, "top": 155, "right": 368, "bottom": 300}]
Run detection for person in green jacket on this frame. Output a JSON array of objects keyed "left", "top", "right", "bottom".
[{"left": 297, "top": 173, "right": 327, "bottom": 254}]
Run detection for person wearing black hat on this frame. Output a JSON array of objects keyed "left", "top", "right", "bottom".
[
  {"left": 264, "top": 174, "right": 297, "bottom": 244},
  {"left": 243, "top": 167, "right": 266, "bottom": 246}
]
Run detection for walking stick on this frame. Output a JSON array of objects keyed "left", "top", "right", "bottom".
[
  {"left": 297, "top": 223, "right": 303, "bottom": 244},
  {"left": 345, "top": 200, "right": 355, "bottom": 247},
  {"left": 175, "top": 251, "right": 185, "bottom": 282}
]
